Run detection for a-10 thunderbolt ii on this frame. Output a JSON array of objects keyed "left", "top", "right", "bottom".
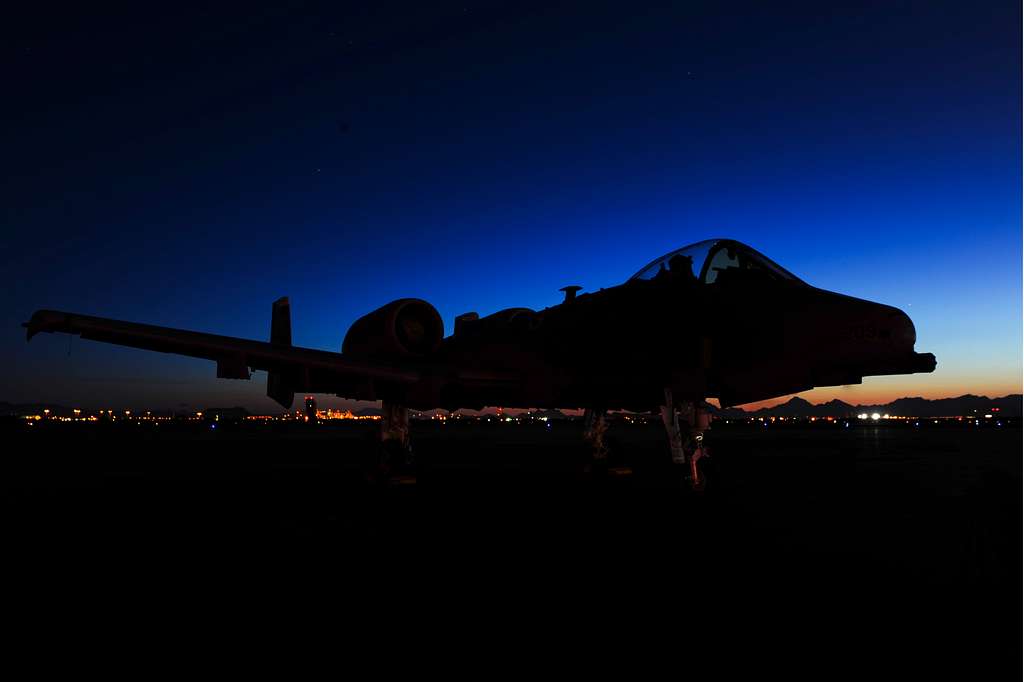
[{"left": 24, "top": 238, "right": 936, "bottom": 487}]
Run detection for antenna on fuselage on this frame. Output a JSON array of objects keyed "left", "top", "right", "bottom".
[{"left": 559, "top": 285, "right": 582, "bottom": 302}]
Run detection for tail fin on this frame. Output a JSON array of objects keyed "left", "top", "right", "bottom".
[{"left": 267, "top": 297, "right": 295, "bottom": 408}]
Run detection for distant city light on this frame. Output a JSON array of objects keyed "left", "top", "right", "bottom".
[
  {"left": 12, "top": 406, "right": 1015, "bottom": 430},
  {"left": 312, "top": 409, "right": 381, "bottom": 421}
]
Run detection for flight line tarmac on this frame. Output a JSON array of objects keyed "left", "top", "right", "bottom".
[
  {"left": 4, "top": 419, "right": 1016, "bottom": 587},
  {"left": 3, "top": 418, "right": 1017, "bottom": 666}
]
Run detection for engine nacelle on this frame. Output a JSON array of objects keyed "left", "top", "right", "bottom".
[{"left": 342, "top": 298, "right": 444, "bottom": 360}]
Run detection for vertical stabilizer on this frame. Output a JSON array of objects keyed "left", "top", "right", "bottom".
[
  {"left": 270, "top": 296, "right": 292, "bottom": 346},
  {"left": 267, "top": 297, "right": 295, "bottom": 408}
]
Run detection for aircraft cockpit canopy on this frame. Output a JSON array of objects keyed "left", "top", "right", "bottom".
[{"left": 629, "top": 239, "right": 804, "bottom": 286}]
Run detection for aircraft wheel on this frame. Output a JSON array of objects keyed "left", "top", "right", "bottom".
[
  {"left": 362, "top": 440, "right": 407, "bottom": 484},
  {"left": 689, "top": 451, "right": 716, "bottom": 493}
]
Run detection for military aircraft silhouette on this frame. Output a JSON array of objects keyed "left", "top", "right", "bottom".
[{"left": 24, "top": 238, "right": 936, "bottom": 486}]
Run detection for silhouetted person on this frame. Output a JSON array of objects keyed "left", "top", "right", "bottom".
[{"left": 668, "top": 254, "right": 697, "bottom": 283}]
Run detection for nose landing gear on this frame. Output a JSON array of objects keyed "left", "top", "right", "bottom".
[{"left": 660, "top": 388, "right": 710, "bottom": 491}]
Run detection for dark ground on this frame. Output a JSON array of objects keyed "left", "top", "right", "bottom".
[{"left": 2, "top": 418, "right": 1019, "bottom": 663}]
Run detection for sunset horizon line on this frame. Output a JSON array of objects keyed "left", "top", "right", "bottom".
[{"left": 4, "top": 390, "right": 1021, "bottom": 415}]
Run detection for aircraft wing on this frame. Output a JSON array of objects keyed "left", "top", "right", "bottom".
[{"left": 23, "top": 309, "right": 421, "bottom": 405}]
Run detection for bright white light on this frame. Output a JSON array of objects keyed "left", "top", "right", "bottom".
[
  {"left": 871, "top": 413, "right": 881, "bottom": 421},
  {"left": 857, "top": 413, "right": 868, "bottom": 420}
]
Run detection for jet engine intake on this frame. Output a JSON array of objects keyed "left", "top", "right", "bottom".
[{"left": 342, "top": 298, "right": 444, "bottom": 360}]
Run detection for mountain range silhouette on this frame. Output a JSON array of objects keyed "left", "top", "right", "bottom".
[{"left": 712, "top": 394, "right": 1022, "bottom": 418}]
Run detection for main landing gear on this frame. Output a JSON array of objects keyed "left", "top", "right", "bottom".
[
  {"left": 582, "top": 407, "right": 608, "bottom": 474},
  {"left": 372, "top": 400, "right": 414, "bottom": 483},
  {"left": 660, "top": 388, "right": 710, "bottom": 491}
]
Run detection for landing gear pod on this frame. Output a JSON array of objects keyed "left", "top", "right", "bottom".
[{"left": 342, "top": 298, "right": 444, "bottom": 360}]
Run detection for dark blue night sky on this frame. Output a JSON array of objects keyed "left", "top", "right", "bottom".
[{"left": 3, "top": 1, "right": 1020, "bottom": 410}]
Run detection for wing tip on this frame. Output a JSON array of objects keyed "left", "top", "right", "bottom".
[
  {"left": 23, "top": 309, "right": 72, "bottom": 342},
  {"left": 24, "top": 310, "right": 49, "bottom": 341}
]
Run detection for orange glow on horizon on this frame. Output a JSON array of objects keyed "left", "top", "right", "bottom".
[{"left": 739, "top": 379, "right": 1022, "bottom": 411}]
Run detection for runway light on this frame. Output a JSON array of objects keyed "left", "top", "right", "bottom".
[{"left": 871, "top": 413, "right": 880, "bottom": 421}]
